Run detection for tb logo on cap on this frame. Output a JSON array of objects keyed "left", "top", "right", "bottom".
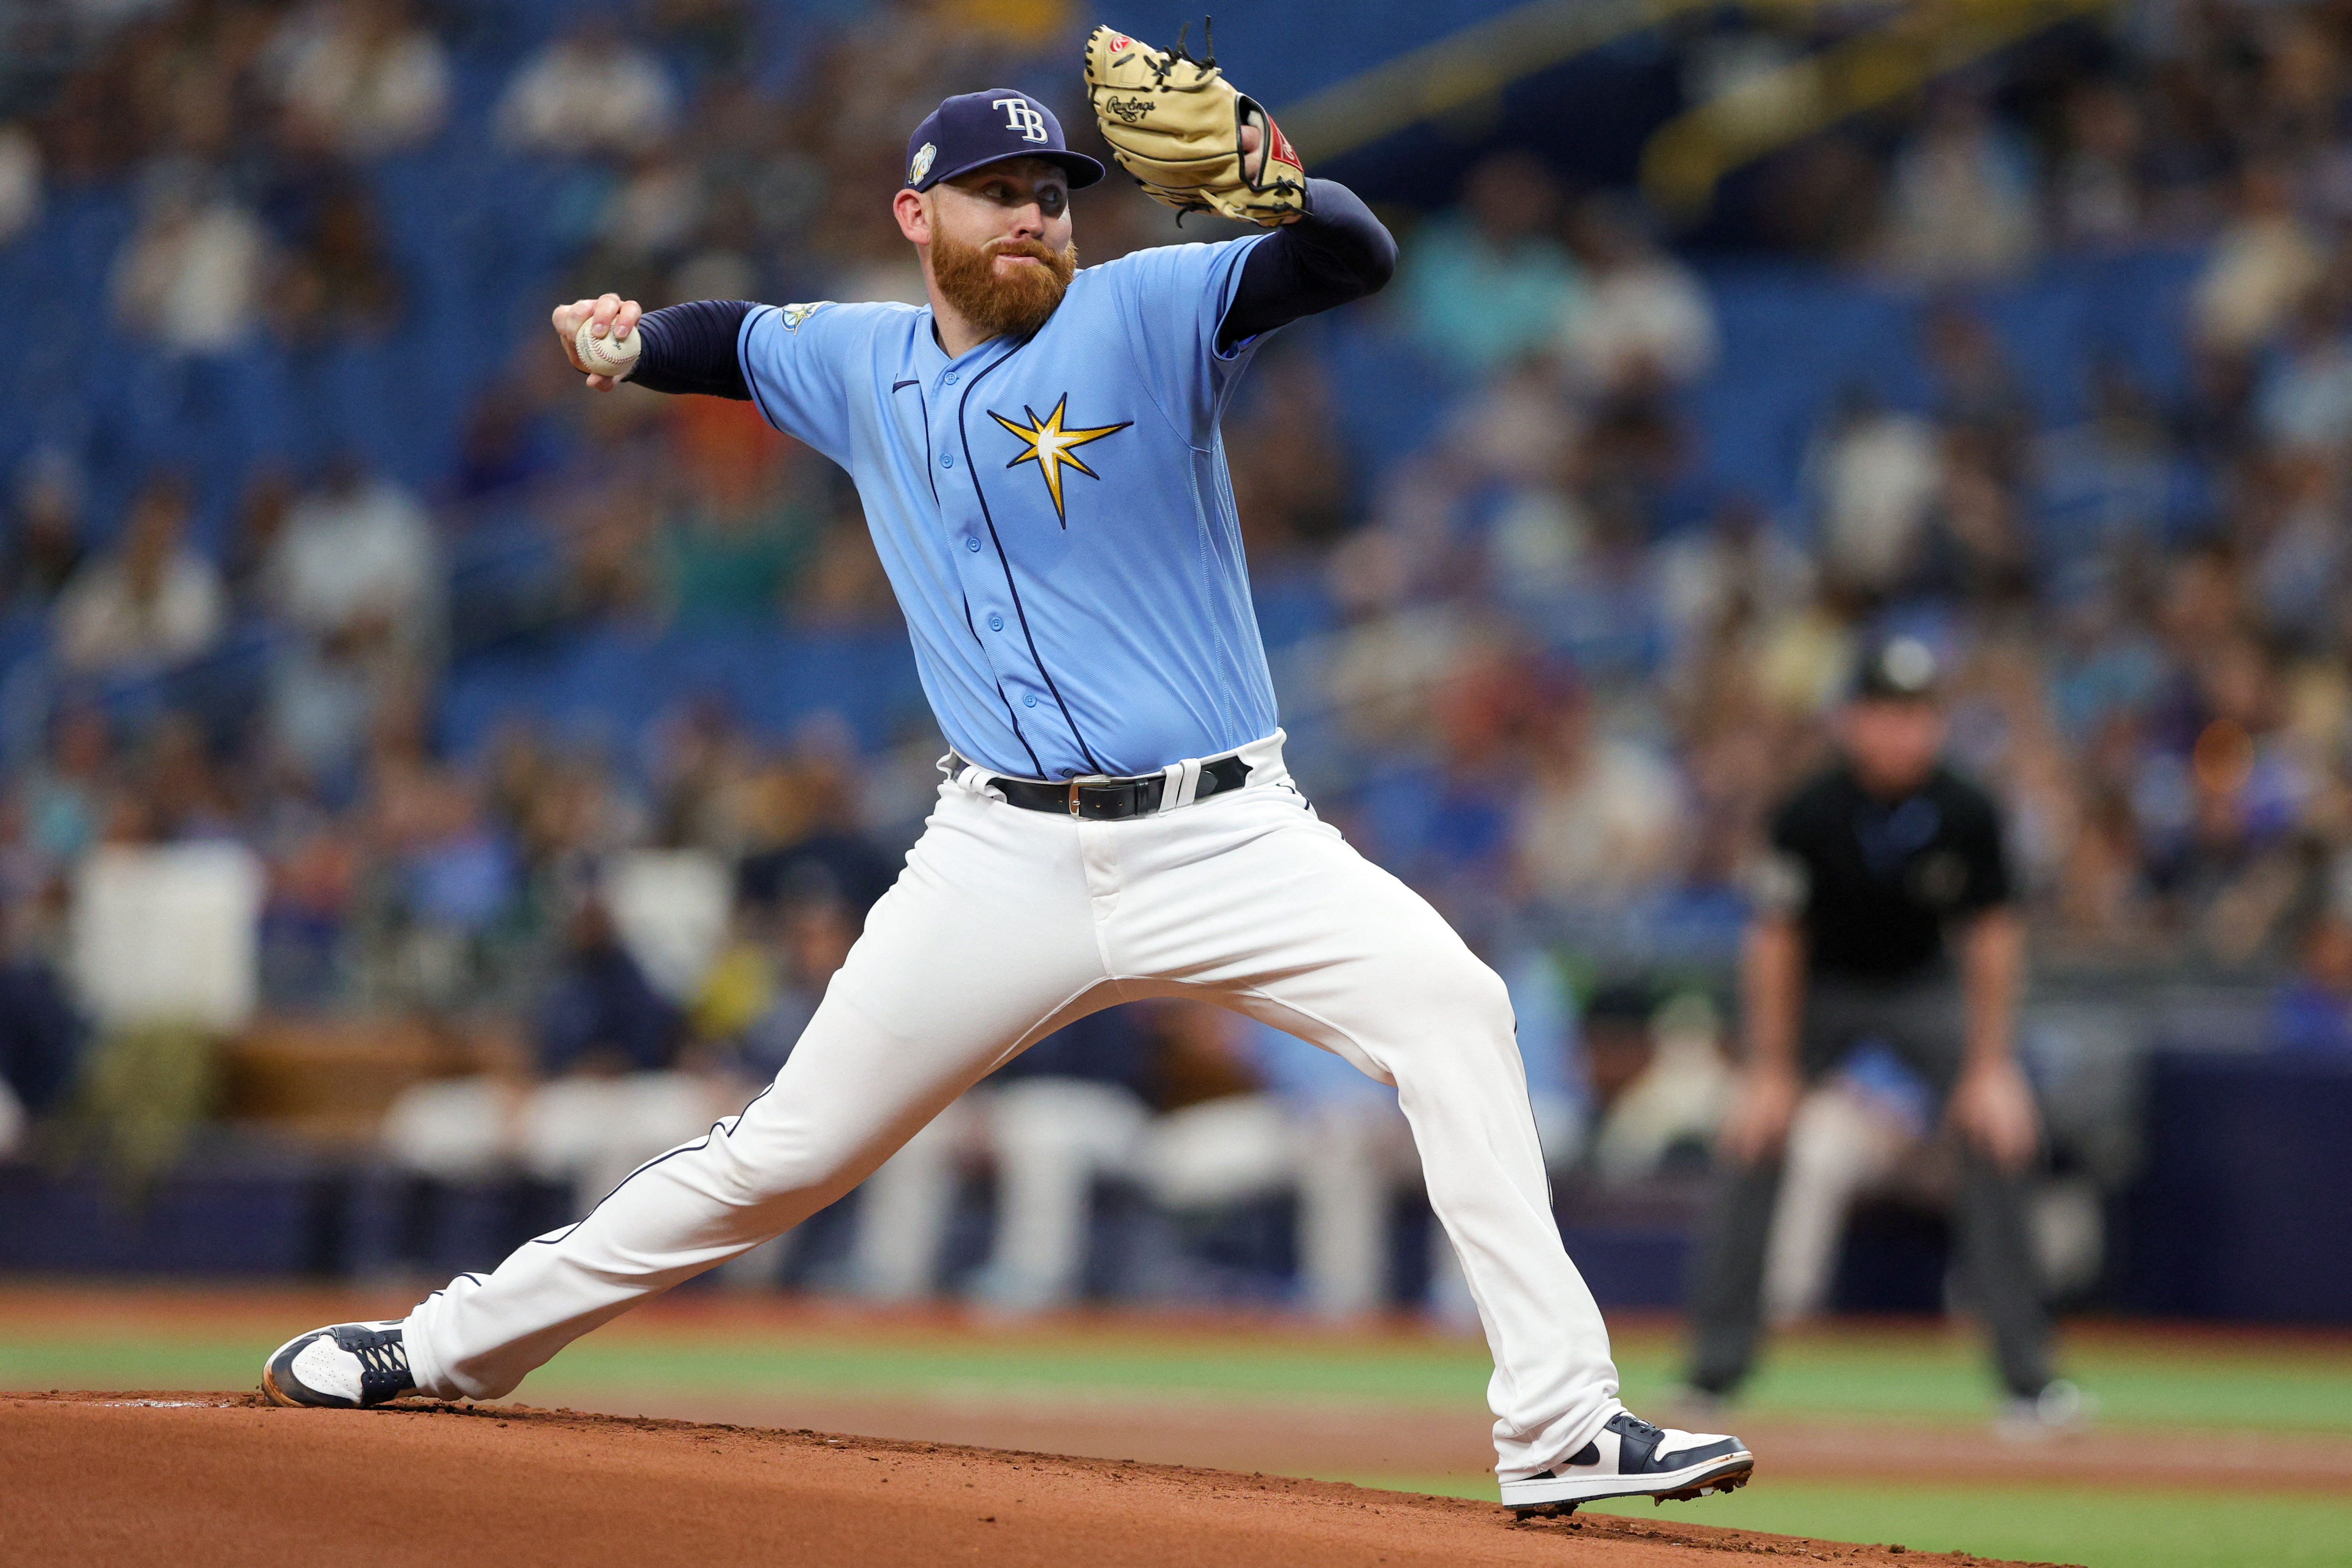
[{"left": 995, "top": 97, "right": 1049, "bottom": 142}]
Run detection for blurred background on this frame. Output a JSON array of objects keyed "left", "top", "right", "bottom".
[{"left": 0, "top": 0, "right": 2348, "bottom": 1562}]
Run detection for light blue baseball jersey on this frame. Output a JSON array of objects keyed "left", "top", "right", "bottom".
[{"left": 736, "top": 238, "right": 1278, "bottom": 781}]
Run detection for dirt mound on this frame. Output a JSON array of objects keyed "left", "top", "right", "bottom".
[{"left": 3, "top": 1391, "right": 2059, "bottom": 1568}]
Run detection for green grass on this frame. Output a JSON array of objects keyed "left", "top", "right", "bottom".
[
  {"left": 0, "top": 1329, "right": 1499, "bottom": 1404},
  {"left": 1356, "top": 1474, "right": 2352, "bottom": 1568},
  {"left": 5, "top": 1315, "right": 2350, "bottom": 1434},
  {"left": 1614, "top": 1332, "right": 2352, "bottom": 1434}
]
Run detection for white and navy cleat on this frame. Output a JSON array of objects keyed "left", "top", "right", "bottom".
[
  {"left": 260, "top": 1320, "right": 417, "bottom": 1409},
  {"left": 1501, "top": 1410, "right": 1754, "bottom": 1517}
]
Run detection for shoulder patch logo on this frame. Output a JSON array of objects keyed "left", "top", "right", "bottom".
[
  {"left": 908, "top": 141, "right": 936, "bottom": 185},
  {"left": 779, "top": 302, "right": 831, "bottom": 332}
]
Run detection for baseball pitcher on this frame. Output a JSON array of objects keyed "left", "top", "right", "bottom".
[{"left": 262, "top": 28, "right": 1753, "bottom": 1516}]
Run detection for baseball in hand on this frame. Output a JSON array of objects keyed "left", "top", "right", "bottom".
[{"left": 574, "top": 315, "right": 642, "bottom": 378}]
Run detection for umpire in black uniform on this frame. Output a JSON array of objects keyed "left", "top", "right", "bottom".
[{"left": 1685, "top": 636, "right": 2063, "bottom": 1418}]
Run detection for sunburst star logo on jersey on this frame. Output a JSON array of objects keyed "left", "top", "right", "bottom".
[{"left": 988, "top": 397, "right": 1132, "bottom": 527}]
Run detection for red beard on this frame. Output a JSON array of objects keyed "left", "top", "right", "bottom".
[{"left": 929, "top": 230, "right": 1078, "bottom": 340}]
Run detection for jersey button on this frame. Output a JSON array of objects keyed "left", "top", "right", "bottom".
[
  {"left": 940, "top": 454, "right": 954, "bottom": 468},
  {"left": 965, "top": 536, "right": 981, "bottom": 552},
  {"left": 944, "top": 371, "right": 959, "bottom": 385},
  {"left": 987, "top": 612, "right": 1004, "bottom": 631},
  {"left": 1022, "top": 693, "right": 1038, "bottom": 708}
]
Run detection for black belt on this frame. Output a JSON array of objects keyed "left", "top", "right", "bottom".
[{"left": 961, "top": 754, "right": 1253, "bottom": 820}]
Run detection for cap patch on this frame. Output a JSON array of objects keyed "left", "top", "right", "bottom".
[{"left": 908, "top": 141, "right": 937, "bottom": 185}]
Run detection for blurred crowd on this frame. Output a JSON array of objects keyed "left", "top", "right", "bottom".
[{"left": 5, "top": 0, "right": 2352, "bottom": 1311}]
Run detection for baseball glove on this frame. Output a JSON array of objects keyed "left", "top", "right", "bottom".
[{"left": 1085, "top": 21, "right": 1309, "bottom": 226}]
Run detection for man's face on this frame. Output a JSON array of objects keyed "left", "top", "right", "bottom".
[
  {"left": 1841, "top": 697, "right": 1946, "bottom": 797},
  {"left": 910, "top": 157, "right": 1077, "bottom": 338}
]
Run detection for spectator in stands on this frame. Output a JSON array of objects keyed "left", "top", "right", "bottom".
[
  {"left": 1396, "top": 151, "right": 1585, "bottom": 380},
  {"left": 266, "top": 459, "right": 438, "bottom": 644},
  {"left": 111, "top": 163, "right": 268, "bottom": 354},
  {"left": 1592, "top": 991, "right": 1734, "bottom": 1187},
  {"left": 256, "top": 817, "right": 358, "bottom": 1008},
  {"left": 143, "top": 713, "right": 241, "bottom": 843},
  {"left": 2271, "top": 907, "right": 2352, "bottom": 1053},
  {"left": 261, "top": 459, "right": 438, "bottom": 776},
  {"left": 692, "top": 884, "right": 859, "bottom": 1082},
  {"left": 521, "top": 877, "right": 733, "bottom": 1218},
  {"left": 1879, "top": 87, "right": 2039, "bottom": 282},
  {"left": 2046, "top": 81, "right": 2147, "bottom": 249},
  {"left": 734, "top": 750, "right": 899, "bottom": 924},
  {"left": 357, "top": 759, "right": 519, "bottom": 1009},
  {"left": 21, "top": 705, "right": 111, "bottom": 869},
  {"left": 497, "top": 16, "right": 679, "bottom": 159},
  {"left": 1922, "top": 306, "right": 2032, "bottom": 476},
  {"left": 1807, "top": 387, "right": 1942, "bottom": 599},
  {"left": 0, "top": 121, "right": 42, "bottom": 247},
  {"left": 2255, "top": 295, "right": 2352, "bottom": 454},
  {"left": 1518, "top": 690, "right": 1692, "bottom": 909},
  {"left": 535, "top": 892, "right": 679, "bottom": 1076},
  {"left": 0, "top": 893, "right": 81, "bottom": 1160},
  {"left": 1557, "top": 198, "right": 1718, "bottom": 396},
  {"left": 53, "top": 475, "right": 225, "bottom": 675},
  {"left": 266, "top": 0, "right": 450, "bottom": 158},
  {"left": 2195, "top": 163, "right": 2325, "bottom": 353},
  {"left": 4, "top": 450, "right": 87, "bottom": 614},
  {"left": 595, "top": 144, "right": 707, "bottom": 280},
  {"left": 272, "top": 184, "right": 403, "bottom": 344}
]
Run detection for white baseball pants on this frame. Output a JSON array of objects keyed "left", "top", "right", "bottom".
[{"left": 401, "top": 733, "right": 1623, "bottom": 1479}]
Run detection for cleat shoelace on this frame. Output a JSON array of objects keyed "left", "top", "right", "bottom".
[
  {"left": 354, "top": 1341, "right": 408, "bottom": 1378},
  {"left": 335, "top": 1330, "right": 413, "bottom": 1399}
]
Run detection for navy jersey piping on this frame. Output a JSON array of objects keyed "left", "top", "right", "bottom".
[
  {"left": 956, "top": 339, "right": 1107, "bottom": 776},
  {"left": 891, "top": 378, "right": 937, "bottom": 504}
]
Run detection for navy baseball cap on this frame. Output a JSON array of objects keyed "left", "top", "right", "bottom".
[
  {"left": 905, "top": 88, "right": 1106, "bottom": 192},
  {"left": 1853, "top": 634, "right": 1942, "bottom": 701}
]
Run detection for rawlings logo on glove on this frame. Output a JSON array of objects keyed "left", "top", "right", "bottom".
[{"left": 1083, "top": 20, "right": 1309, "bottom": 227}]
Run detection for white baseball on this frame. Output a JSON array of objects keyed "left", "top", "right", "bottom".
[{"left": 574, "top": 315, "right": 642, "bottom": 378}]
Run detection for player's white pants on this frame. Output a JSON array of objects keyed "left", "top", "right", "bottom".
[{"left": 401, "top": 733, "right": 1622, "bottom": 1479}]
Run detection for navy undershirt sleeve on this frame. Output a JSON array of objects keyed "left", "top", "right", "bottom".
[
  {"left": 627, "top": 297, "right": 756, "bottom": 399},
  {"left": 1216, "top": 178, "right": 1397, "bottom": 353}
]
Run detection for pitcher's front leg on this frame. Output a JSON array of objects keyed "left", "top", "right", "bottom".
[{"left": 395, "top": 795, "right": 1110, "bottom": 1401}]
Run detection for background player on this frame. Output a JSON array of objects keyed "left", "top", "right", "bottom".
[
  {"left": 259, "top": 31, "right": 1753, "bottom": 1515},
  {"left": 1684, "top": 636, "right": 2081, "bottom": 1433}
]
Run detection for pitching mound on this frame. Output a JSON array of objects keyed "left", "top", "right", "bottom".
[{"left": 5, "top": 1392, "right": 2053, "bottom": 1567}]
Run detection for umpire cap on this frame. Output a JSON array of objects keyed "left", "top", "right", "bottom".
[
  {"left": 1851, "top": 634, "right": 1942, "bottom": 702},
  {"left": 906, "top": 89, "right": 1107, "bottom": 192}
]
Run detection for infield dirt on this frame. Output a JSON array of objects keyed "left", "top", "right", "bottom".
[{"left": 2, "top": 1391, "right": 2062, "bottom": 1568}]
